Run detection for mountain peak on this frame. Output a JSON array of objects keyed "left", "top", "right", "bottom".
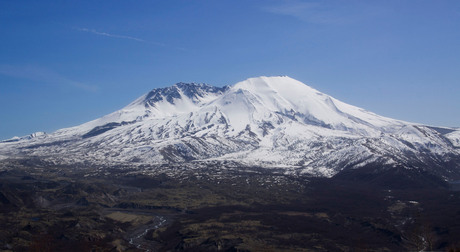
[
  {"left": 135, "top": 82, "right": 228, "bottom": 108},
  {"left": 235, "top": 75, "right": 305, "bottom": 88},
  {"left": 233, "top": 76, "right": 321, "bottom": 99}
]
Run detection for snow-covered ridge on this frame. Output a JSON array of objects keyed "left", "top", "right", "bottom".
[
  {"left": 1, "top": 132, "right": 47, "bottom": 143},
  {"left": 1, "top": 76, "right": 459, "bottom": 179}
]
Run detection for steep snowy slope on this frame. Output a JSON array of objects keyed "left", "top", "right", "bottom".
[
  {"left": 446, "top": 129, "right": 460, "bottom": 148},
  {"left": 1, "top": 76, "right": 459, "bottom": 179}
]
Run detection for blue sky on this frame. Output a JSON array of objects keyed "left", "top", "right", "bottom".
[{"left": 1, "top": 0, "right": 459, "bottom": 140}]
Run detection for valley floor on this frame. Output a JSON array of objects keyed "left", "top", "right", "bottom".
[{"left": 0, "top": 160, "right": 460, "bottom": 251}]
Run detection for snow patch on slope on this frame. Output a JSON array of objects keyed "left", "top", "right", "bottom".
[{"left": 446, "top": 130, "right": 460, "bottom": 148}]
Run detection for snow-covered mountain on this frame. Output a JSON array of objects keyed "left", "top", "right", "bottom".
[{"left": 1, "top": 76, "right": 460, "bottom": 179}]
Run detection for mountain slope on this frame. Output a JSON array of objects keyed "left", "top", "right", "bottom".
[{"left": 1, "top": 76, "right": 459, "bottom": 179}]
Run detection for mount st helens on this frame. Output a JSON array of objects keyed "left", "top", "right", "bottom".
[
  {"left": 1, "top": 76, "right": 459, "bottom": 180},
  {"left": 2, "top": 76, "right": 460, "bottom": 251}
]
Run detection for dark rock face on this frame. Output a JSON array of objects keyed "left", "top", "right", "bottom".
[{"left": 144, "top": 83, "right": 228, "bottom": 106}]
